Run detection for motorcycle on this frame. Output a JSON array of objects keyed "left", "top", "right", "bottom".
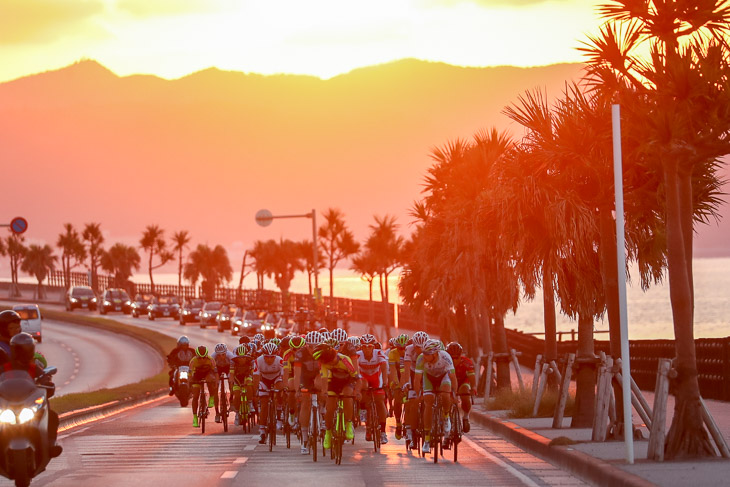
[
  {"left": 0, "top": 366, "right": 58, "bottom": 487},
  {"left": 174, "top": 365, "right": 191, "bottom": 407}
]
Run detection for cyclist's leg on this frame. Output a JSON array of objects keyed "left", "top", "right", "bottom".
[
  {"left": 191, "top": 382, "right": 201, "bottom": 416},
  {"left": 458, "top": 383, "right": 471, "bottom": 415}
]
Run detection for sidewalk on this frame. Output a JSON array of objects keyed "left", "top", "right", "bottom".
[{"left": 470, "top": 389, "right": 730, "bottom": 487}]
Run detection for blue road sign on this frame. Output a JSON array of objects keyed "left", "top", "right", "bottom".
[{"left": 10, "top": 217, "right": 28, "bottom": 234}]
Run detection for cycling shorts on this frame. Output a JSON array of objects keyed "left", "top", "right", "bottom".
[
  {"left": 327, "top": 376, "right": 356, "bottom": 396},
  {"left": 457, "top": 383, "right": 472, "bottom": 395},
  {"left": 423, "top": 372, "right": 451, "bottom": 395},
  {"left": 258, "top": 375, "right": 283, "bottom": 396},
  {"left": 361, "top": 371, "right": 385, "bottom": 395}
]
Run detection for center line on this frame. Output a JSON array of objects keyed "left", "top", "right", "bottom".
[{"left": 462, "top": 436, "right": 541, "bottom": 487}]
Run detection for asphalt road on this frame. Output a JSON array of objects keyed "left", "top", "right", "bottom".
[{"left": 5, "top": 396, "right": 591, "bottom": 487}]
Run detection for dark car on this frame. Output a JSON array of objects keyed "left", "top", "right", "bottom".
[
  {"left": 274, "top": 316, "right": 297, "bottom": 338},
  {"left": 131, "top": 293, "right": 154, "bottom": 318},
  {"left": 99, "top": 288, "right": 132, "bottom": 315},
  {"left": 236, "top": 310, "right": 268, "bottom": 337},
  {"left": 148, "top": 295, "right": 180, "bottom": 320},
  {"left": 179, "top": 298, "right": 205, "bottom": 325},
  {"left": 216, "top": 304, "right": 237, "bottom": 333},
  {"left": 199, "top": 301, "right": 222, "bottom": 328},
  {"left": 65, "top": 286, "right": 98, "bottom": 311}
]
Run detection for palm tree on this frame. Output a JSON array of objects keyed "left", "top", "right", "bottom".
[
  {"left": 82, "top": 223, "right": 104, "bottom": 292},
  {"left": 21, "top": 244, "right": 56, "bottom": 299},
  {"left": 184, "top": 244, "right": 232, "bottom": 300},
  {"left": 299, "top": 240, "right": 325, "bottom": 295},
  {"left": 171, "top": 230, "right": 191, "bottom": 296},
  {"left": 351, "top": 249, "right": 379, "bottom": 331},
  {"left": 56, "top": 223, "right": 87, "bottom": 291},
  {"left": 318, "top": 208, "right": 360, "bottom": 298},
  {"left": 269, "top": 239, "right": 304, "bottom": 313},
  {"left": 582, "top": 0, "right": 730, "bottom": 458},
  {"left": 3, "top": 234, "right": 27, "bottom": 297},
  {"left": 140, "top": 225, "right": 174, "bottom": 294},
  {"left": 249, "top": 240, "right": 277, "bottom": 290},
  {"left": 101, "top": 244, "right": 141, "bottom": 290},
  {"left": 366, "top": 215, "right": 402, "bottom": 338}
]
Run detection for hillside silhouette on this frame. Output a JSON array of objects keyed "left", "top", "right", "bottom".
[{"left": 0, "top": 59, "right": 726, "bottom": 258}]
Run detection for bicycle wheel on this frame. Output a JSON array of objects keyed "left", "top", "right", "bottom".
[
  {"left": 200, "top": 390, "right": 207, "bottom": 435},
  {"left": 221, "top": 384, "right": 229, "bottom": 432},
  {"left": 285, "top": 419, "right": 291, "bottom": 449},
  {"left": 268, "top": 397, "right": 276, "bottom": 452},
  {"left": 368, "top": 399, "right": 379, "bottom": 452},
  {"left": 452, "top": 405, "right": 461, "bottom": 462}
]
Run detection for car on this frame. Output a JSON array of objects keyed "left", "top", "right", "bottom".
[
  {"left": 198, "top": 301, "right": 222, "bottom": 328},
  {"left": 99, "top": 288, "right": 132, "bottom": 315},
  {"left": 274, "top": 316, "right": 297, "bottom": 338},
  {"left": 231, "top": 309, "right": 259, "bottom": 336},
  {"left": 216, "top": 304, "right": 237, "bottom": 333},
  {"left": 13, "top": 304, "right": 42, "bottom": 343},
  {"left": 258, "top": 311, "right": 278, "bottom": 339},
  {"left": 131, "top": 293, "right": 154, "bottom": 317},
  {"left": 65, "top": 286, "right": 98, "bottom": 311},
  {"left": 147, "top": 295, "right": 180, "bottom": 320},
  {"left": 179, "top": 298, "right": 205, "bottom": 325}
]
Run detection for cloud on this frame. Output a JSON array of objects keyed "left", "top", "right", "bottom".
[
  {"left": 115, "top": 0, "right": 224, "bottom": 18},
  {"left": 0, "top": 0, "right": 105, "bottom": 45}
]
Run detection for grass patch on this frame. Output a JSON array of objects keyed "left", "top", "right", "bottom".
[
  {"left": 549, "top": 436, "right": 579, "bottom": 446},
  {"left": 36, "top": 309, "right": 177, "bottom": 415},
  {"left": 486, "top": 387, "right": 575, "bottom": 419}
]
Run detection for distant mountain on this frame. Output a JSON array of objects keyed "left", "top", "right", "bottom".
[{"left": 0, "top": 59, "right": 727, "bottom": 260}]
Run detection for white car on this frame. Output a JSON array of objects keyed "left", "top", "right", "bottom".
[{"left": 13, "top": 304, "right": 43, "bottom": 343}]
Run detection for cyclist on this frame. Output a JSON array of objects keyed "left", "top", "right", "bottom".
[
  {"left": 413, "top": 339, "right": 457, "bottom": 454},
  {"left": 357, "top": 334, "right": 389, "bottom": 444},
  {"left": 388, "top": 333, "right": 409, "bottom": 439},
  {"left": 402, "top": 330, "right": 429, "bottom": 447},
  {"left": 313, "top": 343, "right": 358, "bottom": 450},
  {"left": 0, "top": 310, "right": 22, "bottom": 360},
  {"left": 230, "top": 344, "right": 256, "bottom": 426},
  {"left": 189, "top": 345, "right": 219, "bottom": 428},
  {"left": 253, "top": 342, "right": 285, "bottom": 444},
  {"left": 287, "top": 333, "right": 322, "bottom": 454},
  {"left": 166, "top": 336, "right": 194, "bottom": 396},
  {"left": 447, "top": 342, "right": 476, "bottom": 432},
  {"left": 210, "top": 343, "right": 235, "bottom": 423}
]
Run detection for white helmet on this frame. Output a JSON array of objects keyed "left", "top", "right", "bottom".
[
  {"left": 331, "top": 328, "right": 348, "bottom": 343},
  {"left": 215, "top": 343, "right": 227, "bottom": 354},
  {"left": 412, "top": 331, "right": 429, "bottom": 348}
]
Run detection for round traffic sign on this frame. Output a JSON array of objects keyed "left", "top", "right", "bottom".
[
  {"left": 10, "top": 217, "right": 28, "bottom": 234},
  {"left": 255, "top": 209, "right": 273, "bottom": 227}
]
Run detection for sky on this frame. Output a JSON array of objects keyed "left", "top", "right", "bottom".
[{"left": 0, "top": 0, "right": 601, "bottom": 83}]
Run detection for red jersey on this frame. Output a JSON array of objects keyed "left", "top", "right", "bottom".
[{"left": 453, "top": 355, "right": 475, "bottom": 385}]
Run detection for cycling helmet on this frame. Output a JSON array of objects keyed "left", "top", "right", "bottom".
[
  {"left": 318, "top": 327, "right": 329, "bottom": 333},
  {"left": 438, "top": 340, "right": 446, "bottom": 351},
  {"left": 196, "top": 345, "right": 208, "bottom": 358},
  {"left": 177, "top": 336, "right": 190, "bottom": 347},
  {"left": 412, "top": 331, "right": 429, "bottom": 348},
  {"left": 324, "top": 336, "right": 339, "bottom": 348},
  {"left": 388, "top": 338, "right": 396, "bottom": 347},
  {"left": 331, "top": 328, "right": 348, "bottom": 343},
  {"left": 290, "top": 336, "right": 305, "bottom": 349},
  {"left": 320, "top": 330, "right": 331, "bottom": 341},
  {"left": 10, "top": 332, "right": 35, "bottom": 364},
  {"left": 214, "top": 343, "right": 227, "bottom": 354},
  {"left": 262, "top": 342, "right": 278, "bottom": 356},
  {"left": 305, "top": 331, "right": 324, "bottom": 346},
  {"left": 395, "top": 334, "right": 409, "bottom": 347},
  {"left": 239, "top": 336, "right": 251, "bottom": 345},
  {"left": 247, "top": 343, "right": 257, "bottom": 354},
  {"left": 346, "top": 336, "right": 361, "bottom": 349},
  {"left": 361, "top": 333, "right": 376, "bottom": 345},
  {"left": 253, "top": 333, "right": 265, "bottom": 342},
  {"left": 0, "top": 310, "right": 21, "bottom": 336},
  {"left": 269, "top": 337, "right": 282, "bottom": 348},
  {"left": 252, "top": 339, "right": 263, "bottom": 350},
  {"left": 446, "top": 342, "right": 463, "bottom": 359},
  {"left": 312, "top": 344, "right": 337, "bottom": 363},
  {"left": 422, "top": 339, "right": 441, "bottom": 355},
  {"left": 236, "top": 345, "right": 249, "bottom": 357}
]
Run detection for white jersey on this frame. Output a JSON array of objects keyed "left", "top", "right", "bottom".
[
  {"left": 415, "top": 351, "right": 455, "bottom": 377},
  {"left": 356, "top": 349, "right": 387, "bottom": 376},
  {"left": 210, "top": 350, "right": 235, "bottom": 372},
  {"left": 404, "top": 344, "right": 422, "bottom": 372},
  {"left": 253, "top": 355, "right": 284, "bottom": 380}
]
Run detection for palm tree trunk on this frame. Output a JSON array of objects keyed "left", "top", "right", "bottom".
[
  {"left": 148, "top": 252, "right": 155, "bottom": 294},
  {"left": 178, "top": 249, "right": 183, "bottom": 296},
  {"left": 368, "top": 279, "right": 374, "bottom": 331},
  {"left": 571, "top": 311, "right": 596, "bottom": 428},
  {"left": 329, "top": 265, "right": 334, "bottom": 299},
  {"left": 492, "top": 313, "right": 511, "bottom": 391},
  {"left": 663, "top": 163, "right": 714, "bottom": 458},
  {"left": 542, "top": 268, "right": 558, "bottom": 390}
]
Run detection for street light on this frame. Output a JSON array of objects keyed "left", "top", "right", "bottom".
[{"left": 255, "top": 208, "right": 320, "bottom": 300}]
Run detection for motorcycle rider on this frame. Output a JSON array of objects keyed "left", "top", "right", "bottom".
[
  {"left": 166, "top": 336, "right": 195, "bottom": 396},
  {"left": 0, "top": 310, "right": 23, "bottom": 361},
  {"left": 1, "top": 332, "right": 62, "bottom": 458}
]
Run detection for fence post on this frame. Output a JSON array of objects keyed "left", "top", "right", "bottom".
[
  {"left": 532, "top": 363, "right": 549, "bottom": 417},
  {"left": 648, "top": 358, "right": 671, "bottom": 461},
  {"left": 511, "top": 349, "right": 525, "bottom": 392},
  {"left": 553, "top": 353, "right": 574, "bottom": 429},
  {"left": 532, "top": 354, "right": 543, "bottom": 401},
  {"left": 483, "top": 352, "right": 494, "bottom": 403}
]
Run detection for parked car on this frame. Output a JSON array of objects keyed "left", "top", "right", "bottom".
[
  {"left": 99, "top": 288, "right": 132, "bottom": 315},
  {"left": 231, "top": 309, "right": 259, "bottom": 336},
  {"left": 179, "top": 298, "right": 205, "bottom": 325},
  {"left": 216, "top": 304, "right": 237, "bottom": 333},
  {"left": 65, "top": 286, "right": 98, "bottom": 311},
  {"left": 131, "top": 293, "right": 154, "bottom": 318},
  {"left": 198, "top": 301, "right": 222, "bottom": 328},
  {"left": 13, "top": 304, "right": 42, "bottom": 343},
  {"left": 147, "top": 295, "right": 180, "bottom": 320}
]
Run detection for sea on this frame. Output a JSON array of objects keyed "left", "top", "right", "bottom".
[{"left": 6, "top": 257, "right": 730, "bottom": 340}]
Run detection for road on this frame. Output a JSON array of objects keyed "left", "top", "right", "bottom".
[{"left": 3, "top": 396, "right": 591, "bottom": 487}]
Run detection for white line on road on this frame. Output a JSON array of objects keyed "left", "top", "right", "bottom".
[
  {"left": 244, "top": 445, "right": 256, "bottom": 450},
  {"left": 233, "top": 457, "right": 248, "bottom": 464},
  {"left": 462, "top": 436, "right": 541, "bottom": 487},
  {"left": 220, "top": 471, "right": 238, "bottom": 479}
]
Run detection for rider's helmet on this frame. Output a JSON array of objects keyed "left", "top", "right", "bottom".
[
  {"left": 10, "top": 332, "right": 35, "bottom": 365},
  {"left": 412, "top": 331, "right": 429, "bottom": 348},
  {"left": 196, "top": 345, "right": 208, "bottom": 358},
  {"left": 395, "top": 334, "right": 409, "bottom": 348},
  {"left": 388, "top": 338, "right": 396, "bottom": 347},
  {"left": 319, "top": 330, "right": 331, "bottom": 342},
  {"left": 253, "top": 333, "right": 265, "bottom": 342},
  {"left": 262, "top": 342, "right": 278, "bottom": 356},
  {"left": 312, "top": 343, "right": 337, "bottom": 363},
  {"left": 360, "top": 333, "right": 376, "bottom": 346},
  {"left": 346, "top": 336, "right": 361, "bottom": 349},
  {"left": 214, "top": 343, "right": 227, "bottom": 354},
  {"left": 0, "top": 310, "right": 21, "bottom": 336},
  {"left": 247, "top": 343, "right": 257, "bottom": 354},
  {"left": 446, "top": 342, "right": 463, "bottom": 360},
  {"left": 239, "top": 336, "right": 251, "bottom": 345},
  {"left": 289, "top": 336, "right": 305, "bottom": 350},
  {"left": 269, "top": 337, "right": 282, "bottom": 348},
  {"left": 331, "top": 328, "right": 348, "bottom": 343},
  {"left": 235, "top": 345, "right": 249, "bottom": 357},
  {"left": 177, "top": 336, "right": 190, "bottom": 348},
  {"left": 324, "top": 336, "right": 339, "bottom": 348},
  {"left": 422, "top": 339, "right": 441, "bottom": 356},
  {"left": 318, "top": 327, "right": 329, "bottom": 334},
  {"left": 305, "top": 331, "right": 324, "bottom": 346},
  {"left": 438, "top": 340, "right": 446, "bottom": 351}
]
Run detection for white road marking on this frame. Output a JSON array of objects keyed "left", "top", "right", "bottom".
[
  {"left": 462, "top": 436, "right": 541, "bottom": 487},
  {"left": 233, "top": 457, "right": 248, "bottom": 464},
  {"left": 220, "top": 471, "right": 238, "bottom": 479},
  {"left": 58, "top": 426, "right": 91, "bottom": 439},
  {"left": 244, "top": 444, "right": 256, "bottom": 450}
]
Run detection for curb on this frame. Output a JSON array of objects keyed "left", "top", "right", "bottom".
[
  {"left": 59, "top": 389, "right": 170, "bottom": 432},
  {"left": 470, "top": 409, "right": 657, "bottom": 487}
]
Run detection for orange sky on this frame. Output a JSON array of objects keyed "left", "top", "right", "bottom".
[{"left": 1, "top": 0, "right": 601, "bottom": 82}]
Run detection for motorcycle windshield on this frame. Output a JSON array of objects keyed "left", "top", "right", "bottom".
[{"left": 0, "top": 370, "right": 37, "bottom": 402}]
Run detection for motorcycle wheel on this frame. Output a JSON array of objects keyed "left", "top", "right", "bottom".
[
  {"left": 10, "top": 448, "right": 32, "bottom": 487},
  {"left": 178, "top": 386, "right": 189, "bottom": 407}
]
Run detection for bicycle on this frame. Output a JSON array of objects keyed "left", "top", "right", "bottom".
[
  {"left": 425, "top": 391, "right": 448, "bottom": 463},
  {"left": 446, "top": 400, "right": 463, "bottom": 462},
  {"left": 364, "top": 387, "right": 382, "bottom": 452},
  {"left": 196, "top": 385, "right": 209, "bottom": 435},
  {"left": 283, "top": 389, "right": 292, "bottom": 449},
  {"left": 306, "top": 389, "right": 322, "bottom": 462},
  {"left": 331, "top": 394, "right": 352, "bottom": 465},
  {"left": 219, "top": 373, "right": 229, "bottom": 432},
  {"left": 266, "top": 390, "right": 279, "bottom": 452}
]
